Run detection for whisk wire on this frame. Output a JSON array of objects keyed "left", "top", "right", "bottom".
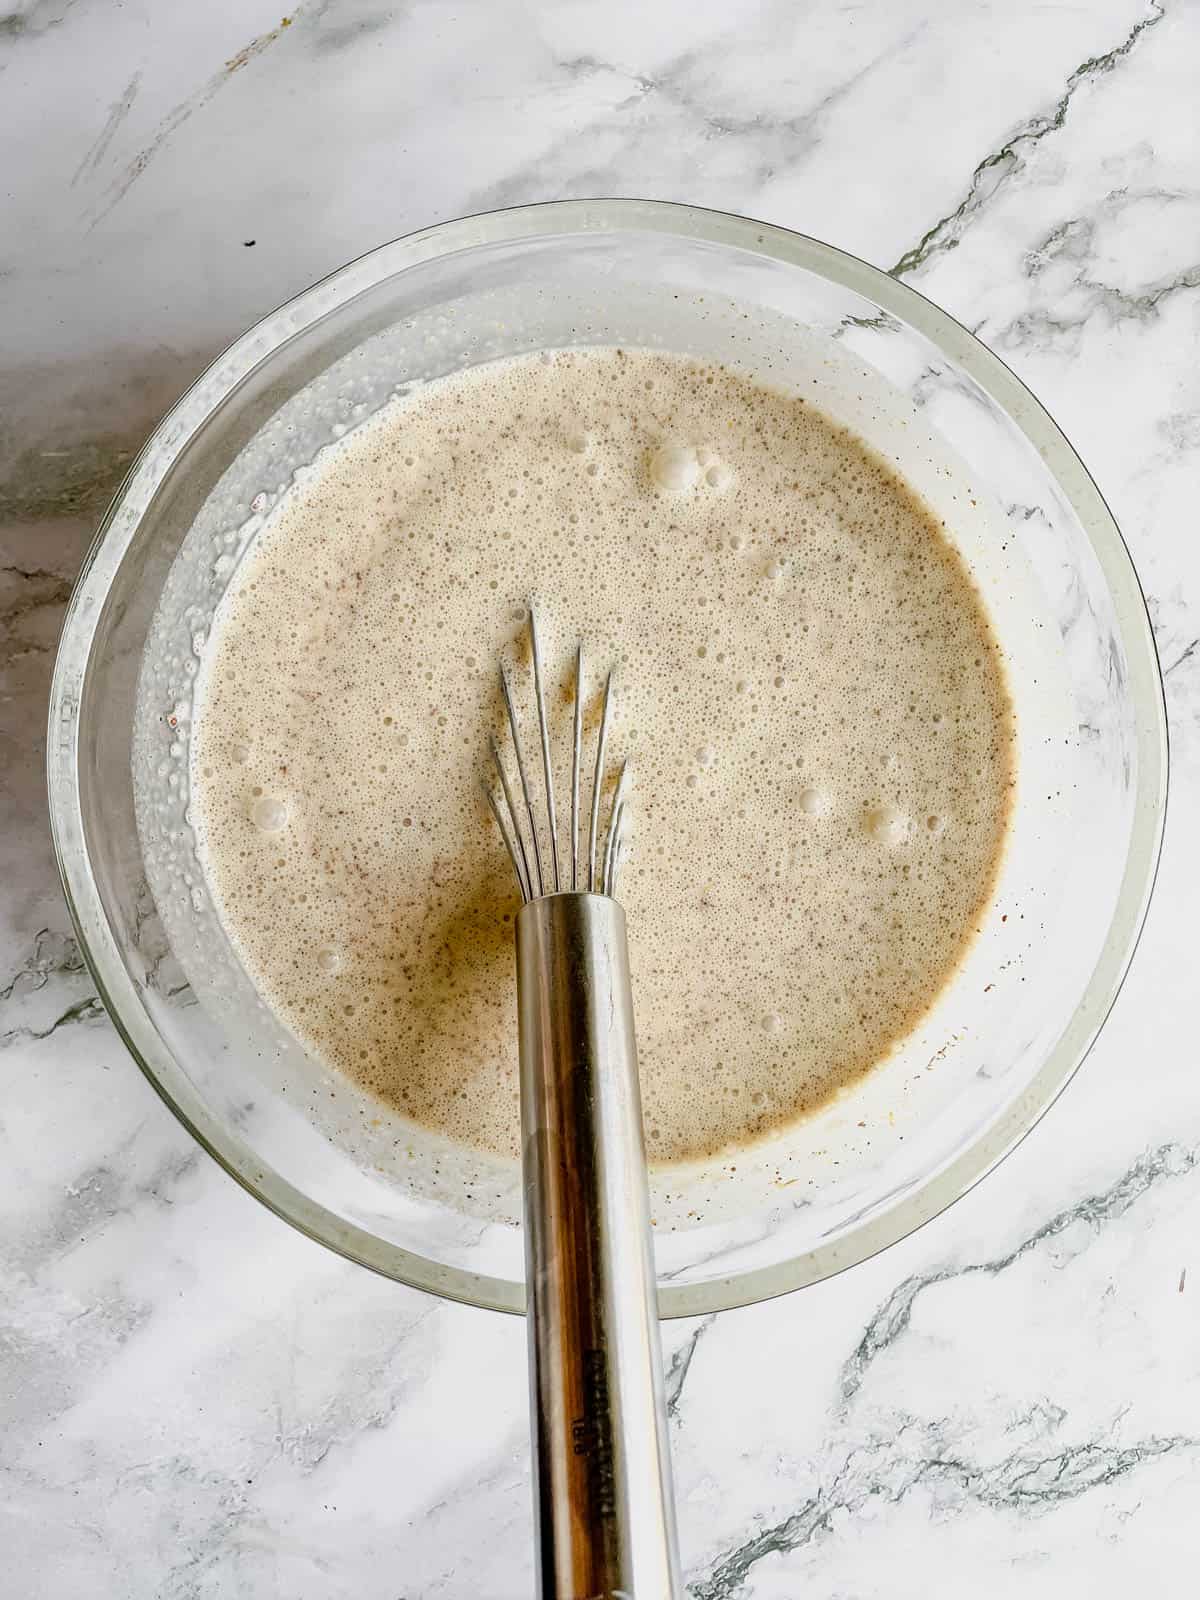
[
  {"left": 601, "top": 761, "right": 629, "bottom": 898},
  {"left": 529, "top": 609, "right": 560, "bottom": 894},
  {"left": 607, "top": 831, "right": 628, "bottom": 900},
  {"left": 500, "top": 664, "right": 545, "bottom": 899},
  {"left": 483, "top": 776, "right": 530, "bottom": 903},
  {"left": 587, "top": 670, "right": 615, "bottom": 894},
  {"left": 571, "top": 643, "right": 584, "bottom": 892},
  {"left": 488, "top": 735, "right": 533, "bottom": 902},
  {"left": 488, "top": 613, "right": 629, "bottom": 906}
]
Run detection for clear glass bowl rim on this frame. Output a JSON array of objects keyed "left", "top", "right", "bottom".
[{"left": 47, "top": 198, "right": 1169, "bottom": 1317}]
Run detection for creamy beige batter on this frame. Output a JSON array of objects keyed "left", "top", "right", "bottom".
[{"left": 191, "top": 348, "right": 1015, "bottom": 1164}]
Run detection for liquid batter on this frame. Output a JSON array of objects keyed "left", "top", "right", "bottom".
[{"left": 190, "top": 348, "right": 1015, "bottom": 1164}]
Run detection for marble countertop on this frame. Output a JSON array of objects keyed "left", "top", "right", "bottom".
[{"left": 3, "top": 1, "right": 1198, "bottom": 1593}]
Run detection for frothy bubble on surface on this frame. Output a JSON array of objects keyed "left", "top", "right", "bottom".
[
  {"left": 649, "top": 443, "right": 700, "bottom": 492},
  {"left": 867, "top": 804, "right": 909, "bottom": 846},
  {"left": 250, "top": 795, "right": 288, "bottom": 832}
]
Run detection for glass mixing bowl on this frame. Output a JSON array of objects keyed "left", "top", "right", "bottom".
[{"left": 48, "top": 200, "right": 1167, "bottom": 1315}]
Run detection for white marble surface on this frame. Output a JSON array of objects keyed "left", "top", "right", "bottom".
[{"left": 2, "top": 1, "right": 1199, "bottom": 1594}]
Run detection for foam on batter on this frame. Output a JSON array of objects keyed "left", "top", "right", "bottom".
[{"left": 190, "top": 348, "right": 1015, "bottom": 1164}]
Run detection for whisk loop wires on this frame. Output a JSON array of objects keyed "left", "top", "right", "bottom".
[{"left": 484, "top": 609, "right": 629, "bottom": 905}]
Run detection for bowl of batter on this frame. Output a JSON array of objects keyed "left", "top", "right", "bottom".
[{"left": 48, "top": 201, "right": 1167, "bottom": 1314}]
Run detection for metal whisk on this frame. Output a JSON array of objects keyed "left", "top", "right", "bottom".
[{"left": 485, "top": 608, "right": 682, "bottom": 1600}]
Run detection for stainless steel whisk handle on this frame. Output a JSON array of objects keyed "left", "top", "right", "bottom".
[{"left": 518, "top": 891, "right": 682, "bottom": 1600}]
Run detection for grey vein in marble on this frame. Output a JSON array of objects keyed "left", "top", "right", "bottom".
[
  {"left": 690, "top": 1422, "right": 1196, "bottom": 1599},
  {"left": 88, "top": 9, "right": 308, "bottom": 228},
  {"left": 1164, "top": 636, "right": 1198, "bottom": 677},
  {"left": 468, "top": 21, "right": 927, "bottom": 216},
  {"left": 0, "top": 927, "right": 84, "bottom": 1000},
  {"left": 675, "top": 1142, "right": 1200, "bottom": 1595},
  {"left": 0, "top": 0, "right": 80, "bottom": 41},
  {"left": 665, "top": 1315, "right": 717, "bottom": 1420},
  {"left": 0, "top": 927, "right": 101, "bottom": 1049},
  {"left": 981, "top": 190, "right": 1200, "bottom": 352},
  {"left": 0, "top": 992, "right": 105, "bottom": 1050},
  {"left": 0, "top": 565, "right": 74, "bottom": 658},
  {"left": 71, "top": 70, "right": 141, "bottom": 188},
  {"left": 26, "top": 1140, "right": 203, "bottom": 1272},
  {"left": 840, "top": 1142, "right": 1199, "bottom": 1407},
  {"left": 889, "top": 0, "right": 1166, "bottom": 279}
]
